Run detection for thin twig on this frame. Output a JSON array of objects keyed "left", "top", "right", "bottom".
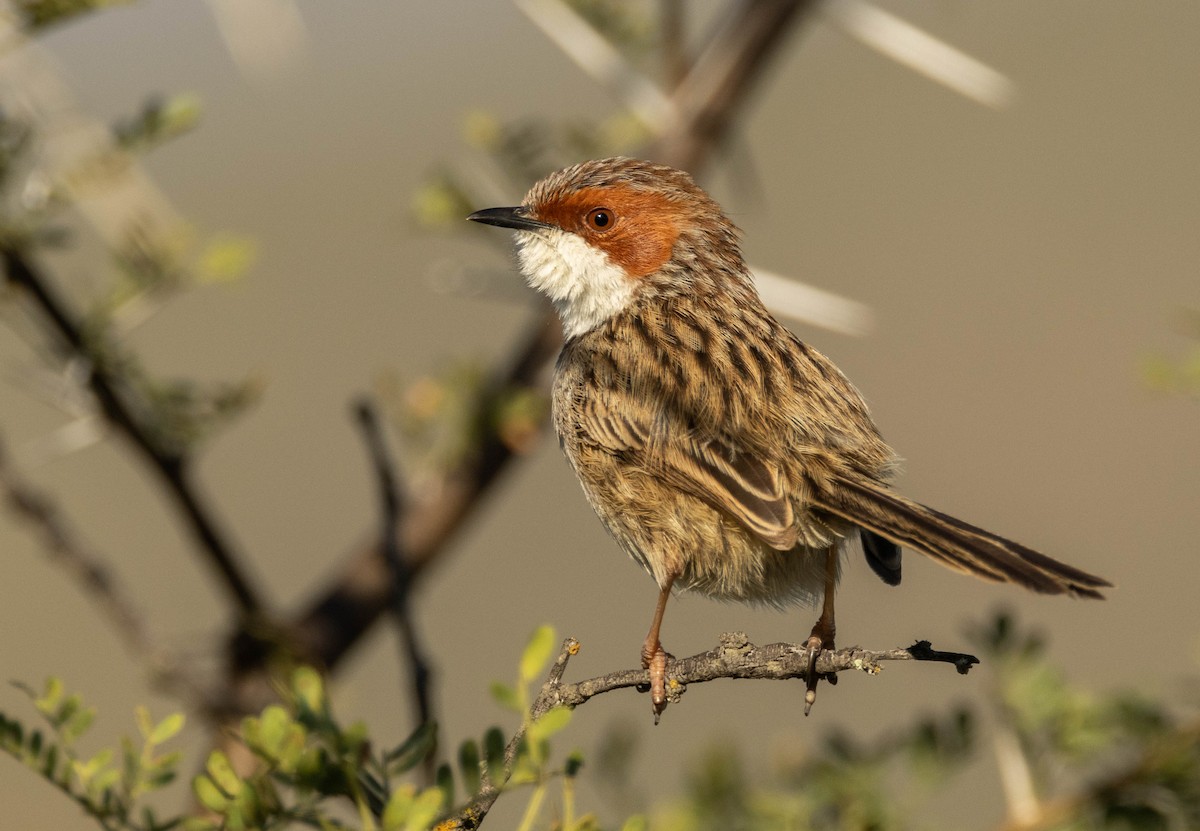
[
  {"left": 660, "top": 0, "right": 688, "bottom": 89},
  {"left": 0, "top": 432, "right": 195, "bottom": 695},
  {"left": 450, "top": 638, "right": 581, "bottom": 830},
  {"left": 353, "top": 398, "right": 437, "bottom": 782},
  {"left": 646, "top": 0, "right": 821, "bottom": 171}
]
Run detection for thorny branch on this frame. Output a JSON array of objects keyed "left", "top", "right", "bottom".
[{"left": 444, "top": 634, "right": 979, "bottom": 829}]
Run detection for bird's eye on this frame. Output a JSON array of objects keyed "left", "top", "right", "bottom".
[{"left": 585, "top": 207, "right": 615, "bottom": 232}]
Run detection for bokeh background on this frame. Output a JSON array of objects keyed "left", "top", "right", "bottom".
[{"left": 2, "top": 1, "right": 1197, "bottom": 828}]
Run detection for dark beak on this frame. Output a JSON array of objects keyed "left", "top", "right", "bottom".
[{"left": 467, "top": 206, "right": 555, "bottom": 232}]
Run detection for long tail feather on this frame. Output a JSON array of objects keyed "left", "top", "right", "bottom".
[{"left": 818, "top": 477, "right": 1111, "bottom": 598}]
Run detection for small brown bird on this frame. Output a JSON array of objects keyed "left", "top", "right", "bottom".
[{"left": 468, "top": 157, "right": 1110, "bottom": 718}]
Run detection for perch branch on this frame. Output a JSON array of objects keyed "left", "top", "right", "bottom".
[
  {"left": 541, "top": 633, "right": 977, "bottom": 711},
  {"left": 444, "top": 634, "right": 979, "bottom": 829}
]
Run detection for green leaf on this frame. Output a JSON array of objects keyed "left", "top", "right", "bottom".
[
  {"left": 565, "top": 749, "right": 584, "bottom": 778},
  {"left": 63, "top": 704, "right": 95, "bottom": 744},
  {"left": 197, "top": 234, "right": 256, "bottom": 284},
  {"left": 489, "top": 681, "right": 522, "bottom": 712},
  {"left": 73, "top": 748, "right": 113, "bottom": 787},
  {"left": 405, "top": 786, "right": 445, "bottom": 830},
  {"left": 292, "top": 667, "right": 326, "bottom": 717},
  {"left": 435, "top": 762, "right": 455, "bottom": 808},
  {"left": 193, "top": 774, "right": 228, "bottom": 813},
  {"left": 148, "top": 712, "right": 185, "bottom": 746},
  {"left": 519, "top": 625, "right": 557, "bottom": 683},
  {"left": 89, "top": 766, "right": 121, "bottom": 801},
  {"left": 205, "top": 750, "right": 242, "bottom": 797},
  {"left": 382, "top": 784, "right": 416, "bottom": 831},
  {"left": 619, "top": 816, "right": 649, "bottom": 831},
  {"left": 33, "top": 677, "right": 64, "bottom": 718},
  {"left": 458, "top": 739, "right": 481, "bottom": 795},
  {"left": 484, "top": 727, "right": 506, "bottom": 786},
  {"left": 41, "top": 742, "right": 60, "bottom": 780},
  {"left": 528, "top": 707, "right": 572, "bottom": 742},
  {"left": 384, "top": 720, "right": 437, "bottom": 776}
]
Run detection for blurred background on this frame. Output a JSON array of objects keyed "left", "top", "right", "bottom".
[{"left": 1, "top": 1, "right": 1197, "bottom": 828}]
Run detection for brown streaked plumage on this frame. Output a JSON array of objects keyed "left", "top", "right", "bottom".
[{"left": 468, "top": 156, "right": 1111, "bottom": 720}]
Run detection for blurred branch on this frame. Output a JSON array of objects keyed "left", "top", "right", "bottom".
[
  {"left": 2, "top": 248, "right": 264, "bottom": 616},
  {"left": 353, "top": 398, "right": 436, "bottom": 782},
  {"left": 0, "top": 431, "right": 197, "bottom": 695},
  {"left": 645, "top": 0, "right": 819, "bottom": 172},
  {"left": 660, "top": 0, "right": 687, "bottom": 89},
  {"left": 445, "top": 633, "right": 978, "bottom": 828}
]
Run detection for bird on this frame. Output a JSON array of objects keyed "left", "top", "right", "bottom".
[{"left": 467, "top": 156, "right": 1111, "bottom": 719}]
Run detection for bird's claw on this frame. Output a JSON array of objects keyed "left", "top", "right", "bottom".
[{"left": 644, "top": 647, "right": 671, "bottom": 724}]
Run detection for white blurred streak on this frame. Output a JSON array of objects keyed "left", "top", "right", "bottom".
[
  {"left": 205, "top": 0, "right": 306, "bottom": 85},
  {"left": 515, "top": 0, "right": 678, "bottom": 132},
  {"left": 20, "top": 415, "right": 106, "bottom": 467},
  {"left": 752, "top": 266, "right": 874, "bottom": 337},
  {"left": 827, "top": 0, "right": 1016, "bottom": 109},
  {"left": 0, "top": 4, "right": 185, "bottom": 243},
  {"left": 0, "top": 2, "right": 187, "bottom": 342}
]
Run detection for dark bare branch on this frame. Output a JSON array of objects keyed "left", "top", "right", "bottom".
[
  {"left": 2, "top": 248, "right": 264, "bottom": 617},
  {"left": 353, "top": 398, "right": 436, "bottom": 781},
  {"left": 0, "top": 431, "right": 201, "bottom": 696}
]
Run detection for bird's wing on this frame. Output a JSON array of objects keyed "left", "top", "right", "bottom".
[{"left": 578, "top": 392, "right": 799, "bottom": 551}]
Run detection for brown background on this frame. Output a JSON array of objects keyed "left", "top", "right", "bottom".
[{"left": 2, "top": 2, "right": 1197, "bottom": 828}]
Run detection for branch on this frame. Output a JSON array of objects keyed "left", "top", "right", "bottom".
[
  {"left": 353, "top": 398, "right": 437, "bottom": 781},
  {"left": 645, "top": 0, "right": 822, "bottom": 171},
  {"left": 545, "top": 633, "right": 977, "bottom": 710},
  {"left": 0, "top": 431, "right": 197, "bottom": 696},
  {"left": 444, "top": 634, "right": 978, "bottom": 829},
  {"left": 2, "top": 248, "right": 264, "bottom": 617}
]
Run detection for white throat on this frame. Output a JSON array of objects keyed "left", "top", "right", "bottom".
[{"left": 515, "top": 228, "right": 636, "bottom": 338}]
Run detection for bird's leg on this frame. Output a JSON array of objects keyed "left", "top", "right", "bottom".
[
  {"left": 804, "top": 546, "right": 839, "bottom": 715},
  {"left": 641, "top": 576, "right": 676, "bottom": 723}
]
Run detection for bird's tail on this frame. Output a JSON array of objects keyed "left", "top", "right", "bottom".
[{"left": 816, "top": 476, "right": 1111, "bottom": 598}]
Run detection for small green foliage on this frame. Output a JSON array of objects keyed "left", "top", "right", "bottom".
[
  {"left": 483, "top": 726, "right": 506, "bottom": 786},
  {"left": 488, "top": 681, "right": 522, "bottom": 713},
  {"left": 1, "top": 677, "right": 185, "bottom": 831},
  {"left": 458, "top": 738, "right": 482, "bottom": 796},
  {"left": 519, "top": 625, "right": 557, "bottom": 684},
  {"left": 1143, "top": 309, "right": 1200, "bottom": 398},
  {"left": 114, "top": 94, "right": 202, "bottom": 154},
  {"left": 411, "top": 172, "right": 477, "bottom": 230},
  {"left": 12, "top": 0, "right": 133, "bottom": 30}
]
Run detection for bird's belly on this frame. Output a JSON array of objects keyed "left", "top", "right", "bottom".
[{"left": 576, "top": 463, "right": 840, "bottom": 609}]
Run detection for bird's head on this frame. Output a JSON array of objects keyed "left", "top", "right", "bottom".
[{"left": 468, "top": 157, "right": 745, "bottom": 338}]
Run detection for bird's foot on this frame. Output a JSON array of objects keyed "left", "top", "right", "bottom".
[
  {"left": 641, "top": 643, "right": 673, "bottom": 724},
  {"left": 803, "top": 625, "right": 836, "bottom": 716}
]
